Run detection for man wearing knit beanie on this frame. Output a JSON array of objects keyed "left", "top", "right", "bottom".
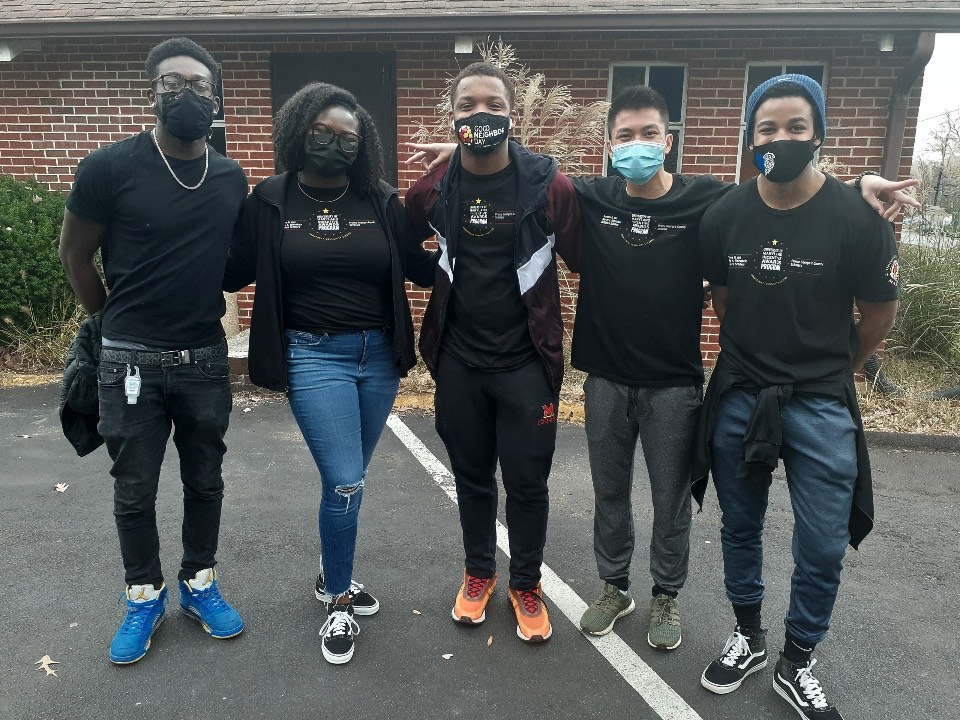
[{"left": 696, "top": 74, "right": 901, "bottom": 719}]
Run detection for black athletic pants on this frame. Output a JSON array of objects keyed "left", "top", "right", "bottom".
[{"left": 434, "top": 352, "right": 559, "bottom": 591}]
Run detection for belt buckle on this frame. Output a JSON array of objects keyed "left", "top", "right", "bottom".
[{"left": 159, "top": 349, "right": 190, "bottom": 367}]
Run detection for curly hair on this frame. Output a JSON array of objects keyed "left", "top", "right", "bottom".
[
  {"left": 145, "top": 37, "right": 220, "bottom": 86},
  {"left": 273, "top": 83, "right": 385, "bottom": 196}
]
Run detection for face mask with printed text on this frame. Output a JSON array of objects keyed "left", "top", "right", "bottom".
[{"left": 454, "top": 112, "right": 510, "bottom": 155}]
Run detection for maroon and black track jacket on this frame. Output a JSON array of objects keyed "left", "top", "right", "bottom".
[{"left": 404, "top": 142, "right": 582, "bottom": 392}]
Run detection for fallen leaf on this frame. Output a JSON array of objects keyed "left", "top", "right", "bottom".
[
  {"left": 412, "top": 609, "right": 422, "bottom": 615},
  {"left": 486, "top": 635, "right": 493, "bottom": 647},
  {"left": 16, "top": 434, "right": 31, "bottom": 439},
  {"left": 35, "top": 655, "right": 59, "bottom": 676},
  {"left": 441, "top": 653, "right": 453, "bottom": 660},
  {"left": 69, "top": 622, "right": 79, "bottom": 628},
  {"left": 55, "top": 483, "right": 69, "bottom": 493},
  {"left": 242, "top": 407, "right": 252, "bottom": 413}
]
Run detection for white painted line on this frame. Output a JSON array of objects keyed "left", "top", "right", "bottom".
[{"left": 386, "top": 414, "right": 704, "bottom": 720}]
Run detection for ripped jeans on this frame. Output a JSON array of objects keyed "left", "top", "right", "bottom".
[{"left": 286, "top": 329, "right": 400, "bottom": 599}]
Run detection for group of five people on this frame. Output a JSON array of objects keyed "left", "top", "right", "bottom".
[{"left": 59, "top": 36, "right": 909, "bottom": 720}]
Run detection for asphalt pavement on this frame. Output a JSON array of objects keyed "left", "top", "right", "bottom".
[{"left": 1, "top": 383, "right": 957, "bottom": 720}]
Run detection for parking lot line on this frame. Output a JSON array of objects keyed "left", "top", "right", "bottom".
[{"left": 386, "top": 414, "right": 704, "bottom": 720}]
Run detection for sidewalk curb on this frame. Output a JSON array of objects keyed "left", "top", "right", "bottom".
[{"left": 865, "top": 430, "right": 960, "bottom": 453}]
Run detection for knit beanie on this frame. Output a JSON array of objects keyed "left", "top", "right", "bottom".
[{"left": 744, "top": 73, "right": 826, "bottom": 144}]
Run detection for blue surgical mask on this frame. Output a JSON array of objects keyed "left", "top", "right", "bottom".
[{"left": 611, "top": 140, "right": 666, "bottom": 185}]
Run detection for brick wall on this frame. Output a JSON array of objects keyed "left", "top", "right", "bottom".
[{"left": 0, "top": 31, "right": 923, "bottom": 367}]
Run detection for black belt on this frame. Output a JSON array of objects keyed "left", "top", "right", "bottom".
[{"left": 100, "top": 342, "right": 227, "bottom": 367}]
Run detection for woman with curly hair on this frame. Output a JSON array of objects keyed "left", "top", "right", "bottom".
[{"left": 225, "top": 82, "right": 437, "bottom": 664}]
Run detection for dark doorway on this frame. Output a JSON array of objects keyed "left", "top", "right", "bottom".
[{"left": 270, "top": 53, "right": 398, "bottom": 185}]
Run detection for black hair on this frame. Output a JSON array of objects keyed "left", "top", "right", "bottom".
[
  {"left": 607, "top": 85, "right": 670, "bottom": 137},
  {"left": 273, "top": 82, "right": 385, "bottom": 197},
  {"left": 753, "top": 81, "right": 823, "bottom": 140},
  {"left": 450, "top": 62, "right": 516, "bottom": 110},
  {"left": 145, "top": 37, "right": 220, "bottom": 86}
]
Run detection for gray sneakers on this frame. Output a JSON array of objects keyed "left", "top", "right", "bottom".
[
  {"left": 648, "top": 593, "right": 682, "bottom": 650},
  {"left": 579, "top": 583, "right": 636, "bottom": 636}
]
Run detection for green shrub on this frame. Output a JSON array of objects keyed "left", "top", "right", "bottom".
[
  {"left": 890, "top": 239, "right": 960, "bottom": 369},
  {"left": 0, "top": 174, "right": 74, "bottom": 345}
]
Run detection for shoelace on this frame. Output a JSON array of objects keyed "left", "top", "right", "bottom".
[
  {"left": 651, "top": 596, "right": 680, "bottom": 626},
  {"left": 594, "top": 587, "right": 626, "bottom": 613},
  {"left": 794, "top": 658, "right": 829, "bottom": 710},
  {"left": 465, "top": 575, "right": 490, "bottom": 599},
  {"left": 347, "top": 580, "right": 366, "bottom": 599},
  {"left": 719, "top": 631, "right": 751, "bottom": 667},
  {"left": 320, "top": 607, "right": 360, "bottom": 640},
  {"left": 190, "top": 584, "right": 228, "bottom": 613},
  {"left": 516, "top": 589, "right": 544, "bottom": 615},
  {"left": 117, "top": 600, "right": 153, "bottom": 635}
]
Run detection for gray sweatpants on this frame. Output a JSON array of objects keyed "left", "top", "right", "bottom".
[{"left": 584, "top": 375, "right": 701, "bottom": 595}]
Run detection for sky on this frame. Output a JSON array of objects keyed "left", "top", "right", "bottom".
[{"left": 914, "top": 33, "right": 960, "bottom": 159}]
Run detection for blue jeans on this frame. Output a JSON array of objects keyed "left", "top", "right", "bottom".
[
  {"left": 285, "top": 329, "right": 399, "bottom": 599},
  {"left": 710, "top": 388, "right": 858, "bottom": 644},
  {"left": 98, "top": 354, "right": 232, "bottom": 586}
]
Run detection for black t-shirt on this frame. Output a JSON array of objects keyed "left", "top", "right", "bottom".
[
  {"left": 442, "top": 163, "right": 537, "bottom": 369},
  {"left": 700, "top": 176, "right": 900, "bottom": 385},
  {"left": 66, "top": 131, "right": 247, "bottom": 348},
  {"left": 280, "top": 182, "right": 391, "bottom": 334},
  {"left": 571, "top": 174, "right": 732, "bottom": 387}
]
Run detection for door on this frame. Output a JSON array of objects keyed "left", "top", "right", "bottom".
[{"left": 270, "top": 53, "right": 398, "bottom": 185}]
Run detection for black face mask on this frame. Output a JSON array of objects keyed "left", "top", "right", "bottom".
[
  {"left": 454, "top": 112, "right": 510, "bottom": 155},
  {"left": 157, "top": 90, "right": 215, "bottom": 142},
  {"left": 303, "top": 141, "right": 356, "bottom": 178},
  {"left": 752, "top": 139, "right": 818, "bottom": 183}
]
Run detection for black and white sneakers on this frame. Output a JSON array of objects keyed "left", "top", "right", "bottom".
[
  {"left": 315, "top": 573, "right": 380, "bottom": 616},
  {"left": 701, "top": 627, "right": 768, "bottom": 694},
  {"left": 319, "top": 601, "right": 360, "bottom": 665},
  {"left": 774, "top": 653, "right": 846, "bottom": 719}
]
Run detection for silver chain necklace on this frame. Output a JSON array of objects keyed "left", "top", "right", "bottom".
[
  {"left": 150, "top": 128, "right": 208, "bottom": 191},
  {"left": 297, "top": 172, "right": 349, "bottom": 203}
]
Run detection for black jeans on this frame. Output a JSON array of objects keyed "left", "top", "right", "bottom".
[
  {"left": 434, "top": 352, "right": 558, "bottom": 590},
  {"left": 97, "top": 356, "right": 232, "bottom": 586}
]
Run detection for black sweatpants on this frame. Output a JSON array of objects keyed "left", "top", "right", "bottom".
[{"left": 434, "top": 352, "right": 559, "bottom": 590}]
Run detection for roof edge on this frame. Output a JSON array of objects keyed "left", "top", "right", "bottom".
[{"left": 3, "top": 10, "right": 960, "bottom": 39}]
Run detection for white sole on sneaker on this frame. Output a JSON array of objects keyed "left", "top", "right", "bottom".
[
  {"left": 315, "top": 588, "right": 380, "bottom": 616},
  {"left": 580, "top": 598, "right": 636, "bottom": 637},
  {"left": 451, "top": 607, "right": 485, "bottom": 624},
  {"left": 700, "top": 658, "right": 768, "bottom": 694},
  {"left": 321, "top": 644, "right": 355, "bottom": 665},
  {"left": 516, "top": 623, "right": 553, "bottom": 642},
  {"left": 647, "top": 630, "right": 682, "bottom": 650}
]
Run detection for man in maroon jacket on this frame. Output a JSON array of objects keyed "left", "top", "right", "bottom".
[{"left": 405, "top": 62, "right": 581, "bottom": 643}]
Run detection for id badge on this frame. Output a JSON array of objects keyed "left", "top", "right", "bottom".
[{"left": 124, "top": 365, "right": 141, "bottom": 405}]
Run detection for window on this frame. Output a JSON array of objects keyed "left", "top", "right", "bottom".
[
  {"left": 738, "top": 64, "right": 826, "bottom": 181},
  {"left": 607, "top": 64, "right": 687, "bottom": 174}
]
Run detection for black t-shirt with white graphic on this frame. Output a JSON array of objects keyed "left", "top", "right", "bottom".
[
  {"left": 442, "top": 163, "right": 537, "bottom": 369},
  {"left": 66, "top": 131, "right": 247, "bottom": 348},
  {"left": 571, "top": 174, "right": 732, "bottom": 387},
  {"left": 700, "top": 176, "right": 900, "bottom": 385},
  {"left": 280, "top": 183, "right": 391, "bottom": 334}
]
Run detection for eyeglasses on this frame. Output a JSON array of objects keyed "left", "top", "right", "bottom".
[
  {"left": 308, "top": 123, "right": 362, "bottom": 154},
  {"left": 151, "top": 73, "right": 216, "bottom": 98}
]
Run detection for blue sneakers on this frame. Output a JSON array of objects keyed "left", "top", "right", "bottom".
[
  {"left": 109, "top": 584, "right": 168, "bottom": 665},
  {"left": 178, "top": 568, "right": 244, "bottom": 639}
]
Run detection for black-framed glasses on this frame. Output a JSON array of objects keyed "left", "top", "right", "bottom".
[
  {"left": 151, "top": 73, "right": 216, "bottom": 98},
  {"left": 308, "top": 123, "right": 362, "bottom": 154}
]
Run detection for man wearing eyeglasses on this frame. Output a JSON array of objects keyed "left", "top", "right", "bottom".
[{"left": 59, "top": 36, "right": 248, "bottom": 665}]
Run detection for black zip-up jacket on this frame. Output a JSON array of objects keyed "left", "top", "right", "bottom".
[
  {"left": 404, "top": 142, "right": 582, "bottom": 392},
  {"left": 223, "top": 172, "right": 438, "bottom": 392},
  {"left": 59, "top": 311, "right": 103, "bottom": 456}
]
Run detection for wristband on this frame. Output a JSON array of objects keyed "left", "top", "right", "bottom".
[{"left": 854, "top": 170, "right": 880, "bottom": 191}]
